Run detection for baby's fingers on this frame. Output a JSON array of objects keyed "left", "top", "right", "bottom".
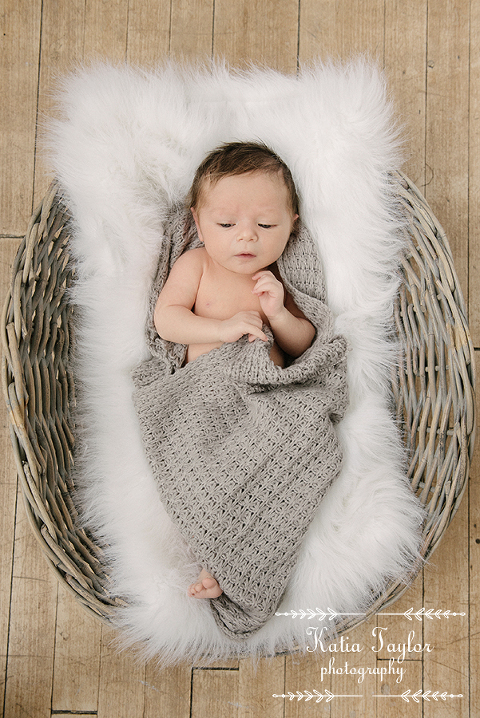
[
  {"left": 242, "top": 311, "right": 264, "bottom": 327},
  {"left": 252, "top": 276, "right": 282, "bottom": 296},
  {"left": 247, "top": 326, "right": 268, "bottom": 342},
  {"left": 251, "top": 270, "right": 274, "bottom": 281}
]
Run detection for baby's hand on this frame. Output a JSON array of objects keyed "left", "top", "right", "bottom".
[
  {"left": 218, "top": 311, "right": 268, "bottom": 343},
  {"left": 251, "top": 271, "right": 285, "bottom": 320}
]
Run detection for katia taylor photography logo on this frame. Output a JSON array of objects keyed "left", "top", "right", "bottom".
[
  {"left": 272, "top": 606, "right": 465, "bottom": 704},
  {"left": 304, "top": 625, "right": 427, "bottom": 683}
]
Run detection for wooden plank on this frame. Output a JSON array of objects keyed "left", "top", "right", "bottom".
[
  {"left": 191, "top": 667, "right": 239, "bottom": 717},
  {"left": 237, "top": 655, "right": 285, "bottom": 718},
  {"left": 285, "top": 650, "right": 332, "bottom": 717},
  {"left": 0, "top": 481, "right": 16, "bottom": 714},
  {"left": 126, "top": 0, "right": 171, "bottom": 66},
  {"left": 298, "top": 0, "right": 336, "bottom": 61},
  {"left": 51, "top": 587, "right": 102, "bottom": 713},
  {"left": 468, "top": 351, "right": 480, "bottom": 718},
  {"left": 299, "top": 0, "right": 385, "bottom": 64},
  {"left": 83, "top": 0, "right": 128, "bottom": 62},
  {"left": 143, "top": 661, "right": 192, "bottom": 717},
  {"left": 3, "top": 490, "right": 59, "bottom": 718},
  {"left": 422, "top": 498, "right": 469, "bottom": 717},
  {"left": 0, "top": 237, "right": 23, "bottom": 717},
  {"left": 375, "top": 658, "right": 422, "bottom": 716},
  {"left": 328, "top": 618, "right": 376, "bottom": 717},
  {"left": 384, "top": 0, "right": 427, "bottom": 185},
  {"left": 0, "top": 0, "right": 42, "bottom": 234},
  {"left": 213, "top": 0, "right": 299, "bottom": 73},
  {"left": 34, "top": 0, "right": 86, "bottom": 207},
  {"left": 97, "top": 625, "right": 145, "bottom": 718},
  {"left": 170, "top": 0, "right": 215, "bottom": 60},
  {"left": 469, "top": 2, "right": 480, "bottom": 343},
  {"left": 424, "top": 0, "right": 470, "bottom": 301}
]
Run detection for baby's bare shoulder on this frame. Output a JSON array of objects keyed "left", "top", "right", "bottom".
[
  {"left": 155, "top": 247, "right": 207, "bottom": 313},
  {"left": 173, "top": 246, "right": 207, "bottom": 270},
  {"left": 167, "top": 247, "right": 207, "bottom": 284}
]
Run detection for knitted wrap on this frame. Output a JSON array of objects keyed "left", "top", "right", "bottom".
[{"left": 131, "top": 208, "right": 348, "bottom": 639}]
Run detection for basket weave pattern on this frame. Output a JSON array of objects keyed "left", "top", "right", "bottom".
[{"left": 1, "top": 173, "right": 476, "bottom": 630}]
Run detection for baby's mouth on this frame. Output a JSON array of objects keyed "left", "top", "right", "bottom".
[{"left": 236, "top": 252, "right": 255, "bottom": 257}]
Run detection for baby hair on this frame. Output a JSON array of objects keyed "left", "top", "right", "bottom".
[{"left": 188, "top": 141, "right": 299, "bottom": 216}]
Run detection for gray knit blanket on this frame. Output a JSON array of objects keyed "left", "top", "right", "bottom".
[{"left": 131, "top": 208, "right": 348, "bottom": 640}]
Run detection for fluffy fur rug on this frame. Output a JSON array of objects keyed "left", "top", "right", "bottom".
[{"left": 45, "top": 58, "right": 425, "bottom": 665}]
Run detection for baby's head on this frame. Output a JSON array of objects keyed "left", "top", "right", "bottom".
[
  {"left": 188, "top": 142, "right": 299, "bottom": 274},
  {"left": 188, "top": 141, "right": 299, "bottom": 217}
]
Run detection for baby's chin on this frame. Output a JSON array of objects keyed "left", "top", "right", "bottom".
[{"left": 228, "top": 257, "right": 276, "bottom": 274}]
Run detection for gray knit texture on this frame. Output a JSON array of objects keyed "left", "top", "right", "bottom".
[{"left": 131, "top": 207, "right": 348, "bottom": 640}]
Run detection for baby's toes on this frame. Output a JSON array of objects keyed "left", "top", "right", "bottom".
[
  {"left": 202, "top": 578, "right": 223, "bottom": 598},
  {"left": 187, "top": 582, "right": 201, "bottom": 597},
  {"left": 202, "top": 576, "right": 217, "bottom": 589}
]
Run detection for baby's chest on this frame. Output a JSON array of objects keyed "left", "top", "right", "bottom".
[{"left": 194, "top": 277, "right": 267, "bottom": 322}]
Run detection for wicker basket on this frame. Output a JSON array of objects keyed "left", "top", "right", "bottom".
[{"left": 1, "top": 172, "right": 476, "bottom": 634}]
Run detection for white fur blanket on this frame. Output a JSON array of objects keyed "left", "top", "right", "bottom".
[{"left": 46, "top": 59, "right": 425, "bottom": 665}]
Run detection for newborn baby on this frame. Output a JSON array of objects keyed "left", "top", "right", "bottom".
[{"left": 154, "top": 141, "right": 316, "bottom": 599}]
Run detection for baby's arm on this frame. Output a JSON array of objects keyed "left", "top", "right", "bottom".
[
  {"left": 252, "top": 270, "right": 315, "bottom": 357},
  {"left": 154, "top": 249, "right": 268, "bottom": 344}
]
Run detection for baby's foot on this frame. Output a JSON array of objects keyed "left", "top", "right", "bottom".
[{"left": 187, "top": 568, "right": 223, "bottom": 599}]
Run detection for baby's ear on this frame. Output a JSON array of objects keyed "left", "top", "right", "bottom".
[{"left": 191, "top": 208, "right": 203, "bottom": 243}]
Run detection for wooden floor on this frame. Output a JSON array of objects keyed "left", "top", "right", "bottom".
[{"left": 1, "top": 1, "right": 479, "bottom": 716}]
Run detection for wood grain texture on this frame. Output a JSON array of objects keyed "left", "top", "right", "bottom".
[
  {"left": 34, "top": 0, "right": 87, "bottom": 207},
  {"left": 191, "top": 667, "right": 239, "bottom": 717},
  {"left": 127, "top": 0, "right": 171, "bottom": 66},
  {"left": 144, "top": 662, "right": 192, "bottom": 717},
  {"left": 422, "top": 500, "right": 470, "bottom": 717},
  {"left": 3, "top": 492, "right": 59, "bottom": 718},
  {"left": 0, "top": 0, "right": 42, "bottom": 234},
  {"left": 469, "top": 3, "right": 480, "bottom": 343},
  {"left": 237, "top": 655, "right": 285, "bottom": 717},
  {"left": 299, "top": 0, "right": 384, "bottom": 63},
  {"left": 469, "top": 351, "right": 480, "bottom": 718},
  {"left": 384, "top": 0, "right": 427, "bottom": 186},
  {"left": 170, "top": 0, "right": 214, "bottom": 60},
  {"left": 285, "top": 651, "right": 331, "bottom": 717},
  {"left": 51, "top": 587, "right": 102, "bottom": 712},
  {"left": 213, "top": 0, "right": 299, "bottom": 72},
  {"left": 83, "top": 0, "right": 128, "bottom": 62},
  {"left": 96, "top": 626, "right": 145, "bottom": 718},
  {"left": 376, "top": 659, "right": 422, "bottom": 717},
  {"left": 0, "top": 239, "right": 22, "bottom": 715}
]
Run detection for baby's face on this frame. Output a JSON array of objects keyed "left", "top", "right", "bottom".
[{"left": 191, "top": 171, "right": 298, "bottom": 276}]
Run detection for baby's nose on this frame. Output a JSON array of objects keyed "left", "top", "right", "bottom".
[{"left": 237, "top": 222, "right": 258, "bottom": 241}]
